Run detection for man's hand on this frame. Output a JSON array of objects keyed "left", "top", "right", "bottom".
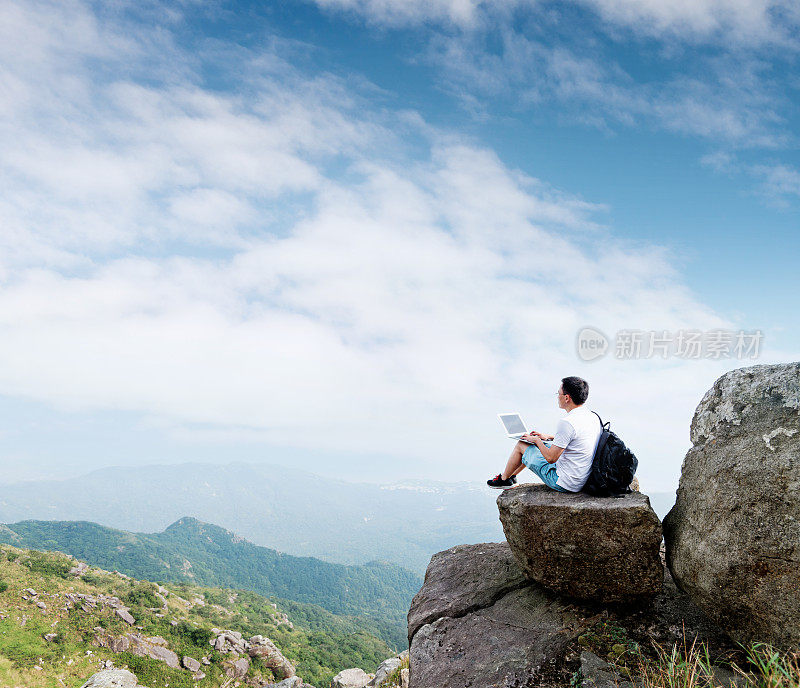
[{"left": 525, "top": 430, "right": 554, "bottom": 442}]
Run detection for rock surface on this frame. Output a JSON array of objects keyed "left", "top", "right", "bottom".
[
  {"left": 331, "top": 667, "right": 374, "bottom": 687},
  {"left": 663, "top": 362, "right": 800, "bottom": 648},
  {"left": 580, "top": 651, "right": 633, "bottom": 688},
  {"left": 497, "top": 484, "right": 663, "bottom": 602},
  {"left": 79, "top": 669, "right": 142, "bottom": 688},
  {"left": 406, "top": 542, "right": 528, "bottom": 643},
  {"left": 408, "top": 542, "right": 737, "bottom": 688}
]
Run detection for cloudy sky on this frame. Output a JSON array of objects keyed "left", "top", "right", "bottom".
[{"left": 0, "top": 0, "right": 798, "bottom": 490}]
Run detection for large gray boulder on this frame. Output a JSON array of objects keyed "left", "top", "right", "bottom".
[
  {"left": 79, "top": 670, "right": 142, "bottom": 688},
  {"left": 663, "top": 362, "right": 800, "bottom": 648},
  {"left": 497, "top": 484, "right": 663, "bottom": 602},
  {"left": 407, "top": 542, "right": 735, "bottom": 688},
  {"left": 331, "top": 667, "right": 373, "bottom": 688},
  {"left": 407, "top": 542, "right": 528, "bottom": 643},
  {"left": 411, "top": 583, "right": 584, "bottom": 687},
  {"left": 408, "top": 542, "right": 589, "bottom": 688}
]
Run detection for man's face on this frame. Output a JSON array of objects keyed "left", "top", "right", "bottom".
[{"left": 557, "top": 385, "right": 567, "bottom": 410}]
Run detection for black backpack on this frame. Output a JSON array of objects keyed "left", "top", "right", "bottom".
[{"left": 581, "top": 411, "right": 638, "bottom": 497}]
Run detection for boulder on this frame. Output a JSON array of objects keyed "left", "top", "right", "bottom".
[
  {"left": 367, "top": 650, "right": 408, "bottom": 687},
  {"left": 223, "top": 656, "right": 250, "bottom": 680},
  {"left": 248, "top": 634, "right": 295, "bottom": 678},
  {"left": 182, "top": 656, "right": 201, "bottom": 673},
  {"left": 331, "top": 667, "right": 373, "bottom": 688},
  {"left": 411, "top": 583, "right": 585, "bottom": 687},
  {"left": 408, "top": 542, "right": 735, "bottom": 688},
  {"left": 128, "top": 634, "right": 180, "bottom": 669},
  {"left": 408, "top": 542, "right": 590, "bottom": 688},
  {"left": 79, "top": 669, "right": 140, "bottom": 688},
  {"left": 663, "top": 362, "right": 800, "bottom": 648},
  {"left": 213, "top": 629, "right": 248, "bottom": 654},
  {"left": 261, "top": 678, "right": 305, "bottom": 688},
  {"left": 497, "top": 484, "right": 663, "bottom": 602},
  {"left": 116, "top": 608, "right": 135, "bottom": 625},
  {"left": 406, "top": 542, "right": 528, "bottom": 643}
]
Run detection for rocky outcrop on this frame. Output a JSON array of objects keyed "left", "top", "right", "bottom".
[
  {"left": 249, "top": 634, "right": 296, "bottom": 679},
  {"left": 663, "top": 362, "right": 800, "bottom": 648},
  {"left": 497, "top": 485, "right": 663, "bottom": 602},
  {"left": 92, "top": 628, "right": 179, "bottom": 669},
  {"left": 408, "top": 542, "right": 736, "bottom": 688},
  {"left": 223, "top": 655, "right": 250, "bottom": 679},
  {"left": 207, "top": 628, "right": 296, "bottom": 679},
  {"left": 92, "top": 625, "right": 299, "bottom": 683},
  {"left": 129, "top": 634, "right": 180, "bottom": 669},
  {"left": 79, "top": 669, "right": 144, "bottom": 688}
]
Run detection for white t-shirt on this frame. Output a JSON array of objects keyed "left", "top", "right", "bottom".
[{"left": 551, "top": 406, "right": 602, "bottom": 492}]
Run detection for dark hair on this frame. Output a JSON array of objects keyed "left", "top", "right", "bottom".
[{"left": 561, "top": 376, "right": 589, "bottom": 405}]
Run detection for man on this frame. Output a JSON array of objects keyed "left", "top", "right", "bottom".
[{"left": 487, "top": 376, "right": 601, "bottom": 492}]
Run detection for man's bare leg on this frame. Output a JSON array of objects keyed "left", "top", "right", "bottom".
[{"left": 501, "top": 441, "right": 529, "bottom": 479}]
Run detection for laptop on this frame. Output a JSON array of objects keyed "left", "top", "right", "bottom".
[{"left": 497, "top": 413, "right": 536, "bottom": 443}]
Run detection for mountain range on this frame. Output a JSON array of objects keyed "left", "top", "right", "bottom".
[
  {"left": 0, "top": 462, "right": 676, "bottom": 574},
  {"left": 0, "top": 516, "right": 420, "bottom": 649}
]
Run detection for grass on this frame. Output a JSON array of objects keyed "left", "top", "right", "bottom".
[
  {"left": 382, "top": 651, "right": 410, "bottom": 686},
  {"left": 631, "top": 635, "right": 798, "bottom": 688},
  {"left": 0, "top": 543, "right": 396, "bottom": 688}
]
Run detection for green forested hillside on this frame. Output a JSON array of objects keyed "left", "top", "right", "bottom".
[
  {"left": 0, "top": 544, "right": 398, "bottom": 687},
  {"left": 0, "top": 518, "right": 421, "bottom": 650}
]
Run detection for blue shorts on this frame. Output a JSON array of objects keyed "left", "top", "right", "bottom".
[{"left": 521, "top": 442, "right": 569, "bottom": 492}]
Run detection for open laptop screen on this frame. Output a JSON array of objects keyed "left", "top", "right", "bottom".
[{"left": 499, "top": 414, "right": 526, "bottom": 435}]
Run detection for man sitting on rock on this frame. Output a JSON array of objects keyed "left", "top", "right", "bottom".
[{"left": 487, "top": 376, "right": 601, "bottom": 492}]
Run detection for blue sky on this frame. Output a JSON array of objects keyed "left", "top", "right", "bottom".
[{"left": 0, "top": 0, "right": 798, "bottom": 491}]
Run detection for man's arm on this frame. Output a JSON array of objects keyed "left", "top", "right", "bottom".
[{"left": 522, "top": 433, "right": 564, "bottom": 464}]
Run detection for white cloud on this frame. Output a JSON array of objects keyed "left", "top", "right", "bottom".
[
  {"left": 308, "top": 0, "right": 482, "bottom": 27},
  {"left": 0, "top": 0, "right": 787, "bottom": 493},
  {"left": 577, "top": 0, "right": 800, "bottom": 46},
  {"left": 428, "top": 29, "right": 788, "bottom": 148},
  {"left": 751, "top": 163, "right": 800, "bottom": 202},
  {"left": 306, "top": 0, "right": 800, "bottom": 46}
]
